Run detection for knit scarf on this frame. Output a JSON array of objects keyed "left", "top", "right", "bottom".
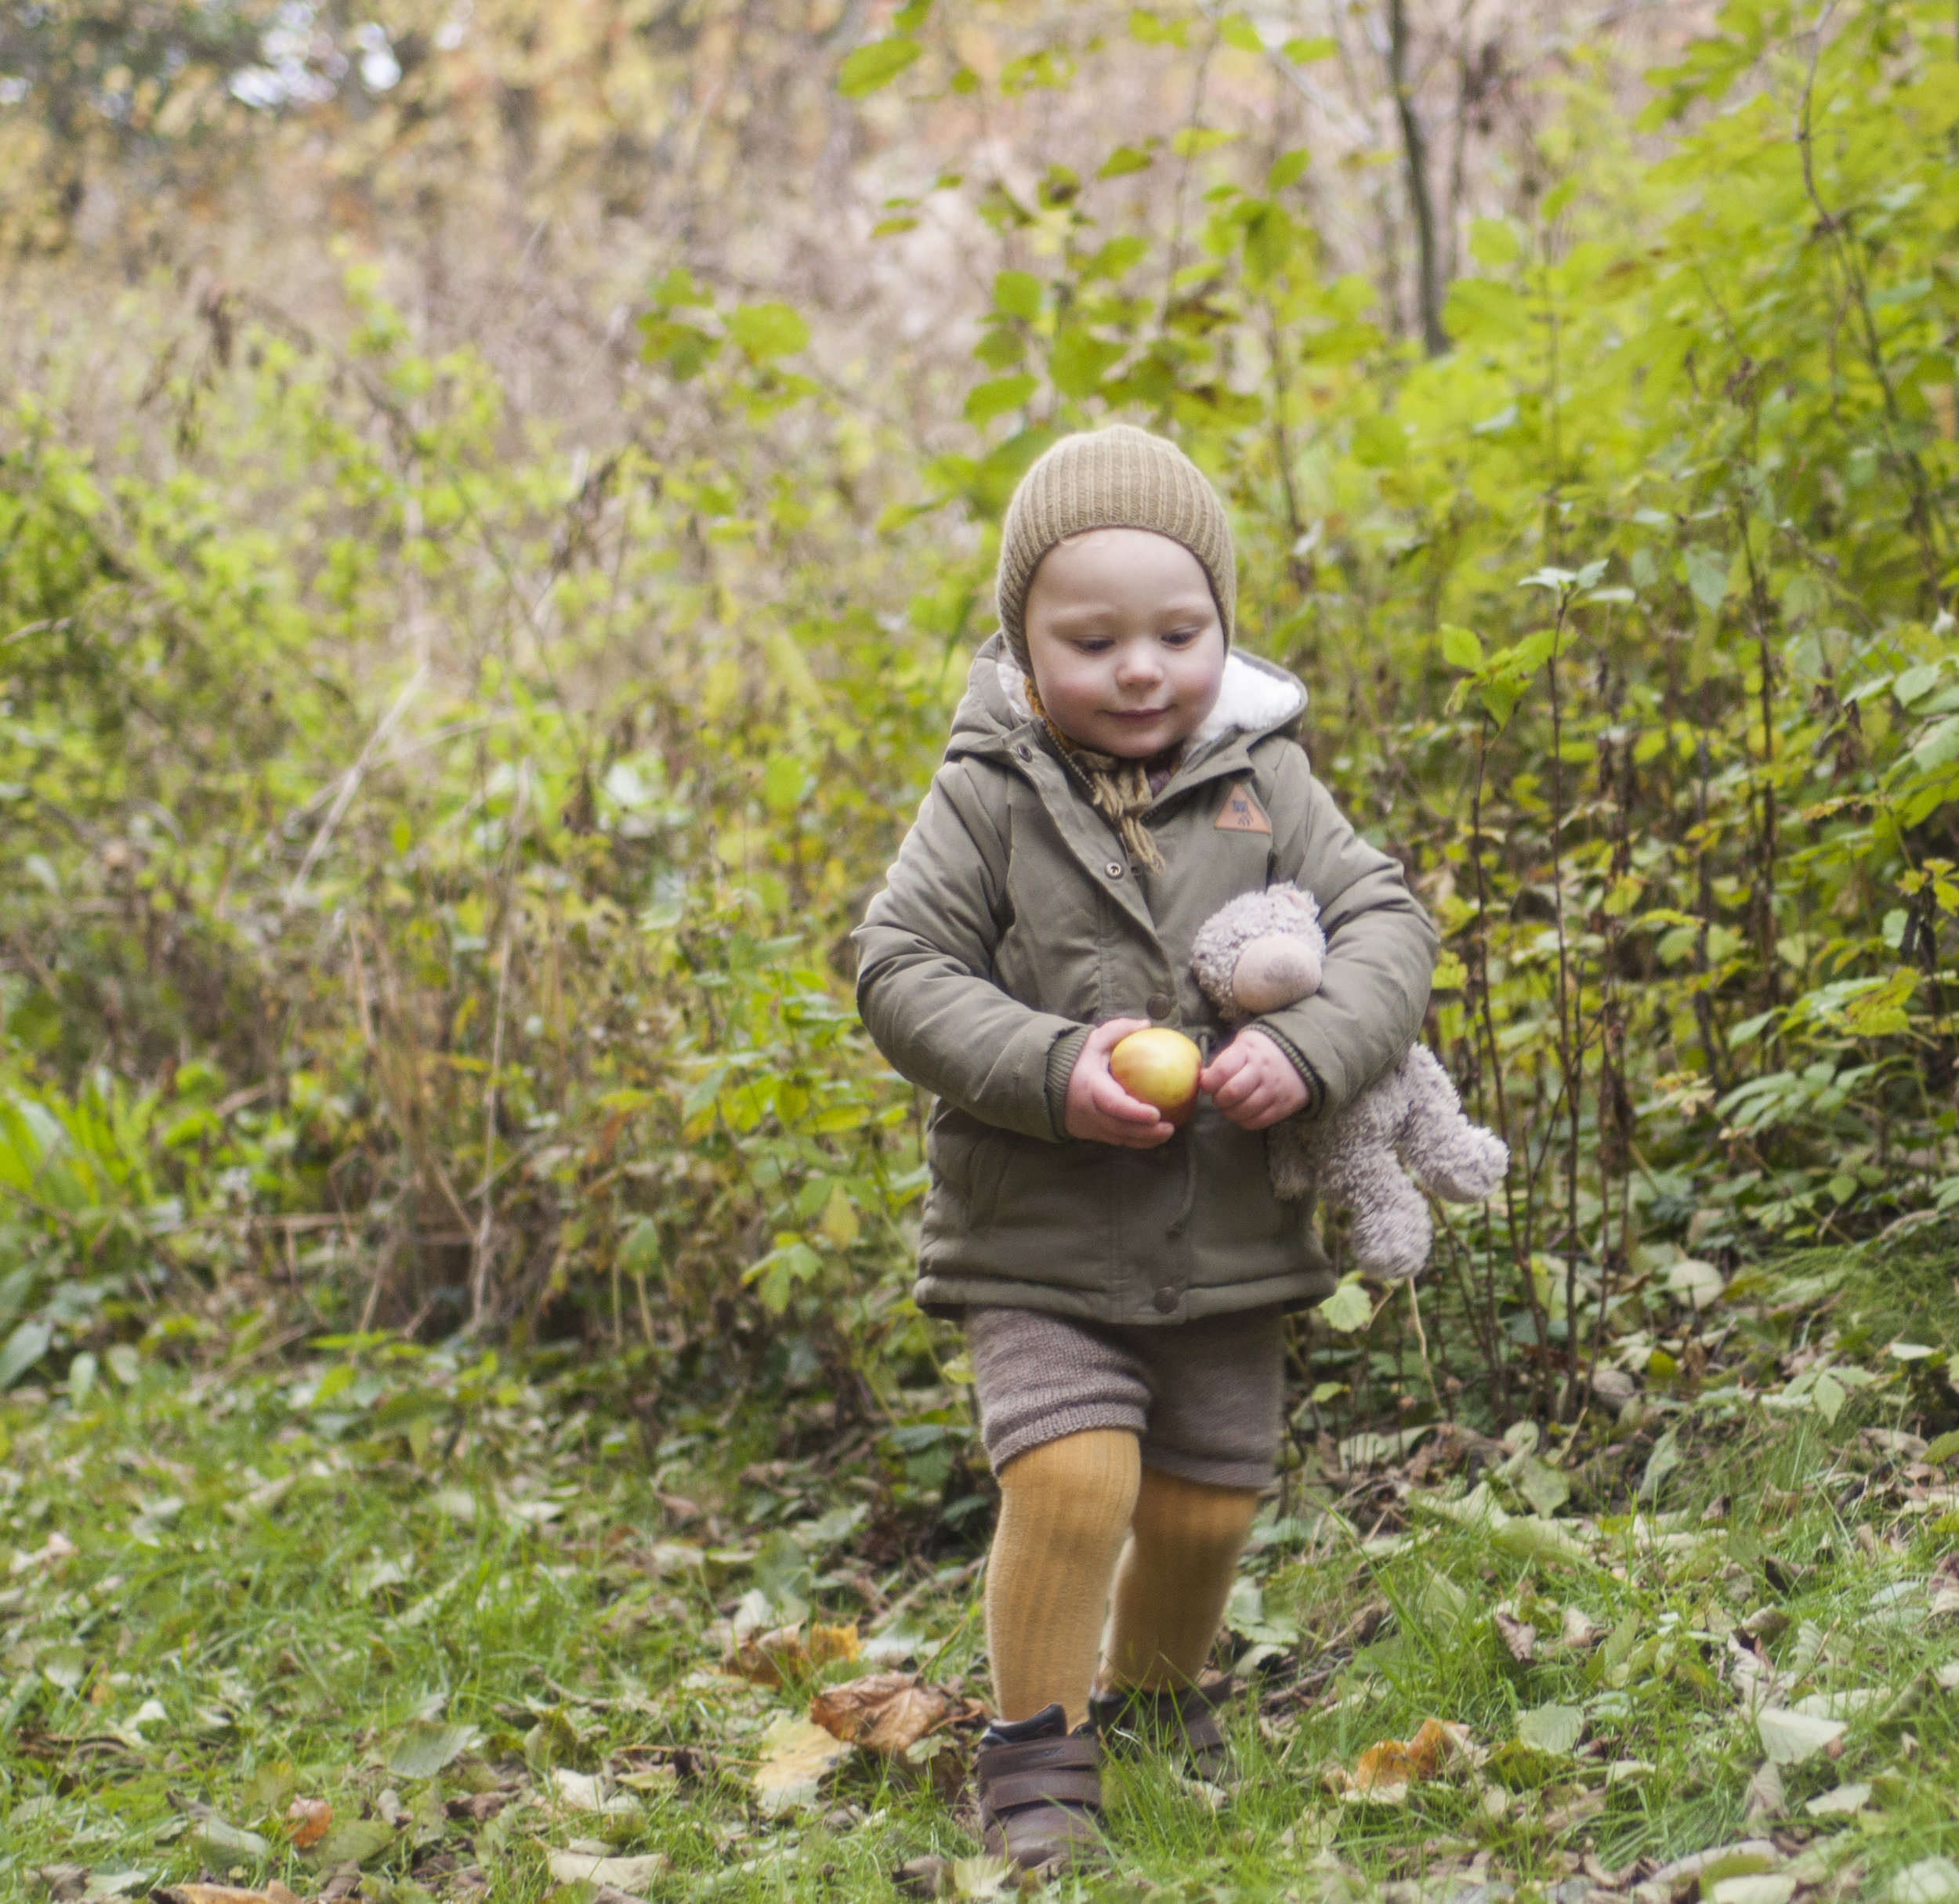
[{"left": 1023, "top": 677, "right": 1172, "bottom": 874}]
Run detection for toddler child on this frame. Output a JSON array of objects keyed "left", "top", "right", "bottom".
[{"left": 853, "top": 425, "right": 1436, "bottom": 1871}]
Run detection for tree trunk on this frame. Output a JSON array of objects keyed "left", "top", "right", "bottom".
[{"left": 1388, "top": 0, "right": 1449, "bottom": 357}]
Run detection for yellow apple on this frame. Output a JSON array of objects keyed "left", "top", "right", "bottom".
[{"left": 1109, "top": 1027, "right": 1203, "bottom": 1125}]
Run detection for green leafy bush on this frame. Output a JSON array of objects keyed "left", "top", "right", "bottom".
[{"left": 2, "top": 2, "right": 1956, "bottom": 1431}]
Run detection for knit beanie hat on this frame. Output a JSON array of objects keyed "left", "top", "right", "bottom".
[
  {"left": 994, "top": 427, "right": 1236, "bottom": 875},
  {"left": 994, "top": 425, "right": 1236, "bottom": 670}
]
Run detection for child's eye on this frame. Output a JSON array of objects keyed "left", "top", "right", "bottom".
[{"left": 1161, "top": 628, "right": 1203, "bottom": 647}]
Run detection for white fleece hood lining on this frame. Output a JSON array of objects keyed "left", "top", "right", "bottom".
[{"left": 995, "top": 650, "right": 1305, "bottom": 747}]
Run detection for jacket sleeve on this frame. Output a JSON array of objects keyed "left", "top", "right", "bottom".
[
  {"left": 1251, "top": 745, "right": 1438, "bottom": 1119},
  {"left": 852, "top": 761, "right": 1082, "bottom": 1142}
]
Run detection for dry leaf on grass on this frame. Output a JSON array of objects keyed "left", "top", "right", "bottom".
[
  {"left": 723, "top": 1620, "right": 861, "bottom": 1687},
  {"left": 1891, "top": 1858, "right": 1959, "bottom": 1904},
  {"left": 1805, "top": 1782, "right": 1872, "bottom": 1816},
  {"left": 1929, "top": 1552, "right": 1959, "bottom": 1620},
  {"left": 1493, "top": 1603, "right": 1537, "bottom": 1663},
  {"left": 543, "top": 1848, "right": 672, "bottom": 1895},
  {"left": 809, "top": 1672, "right": 984, "bottom": 1755},
  {"left": 752, "top": 1714, "right": 855, "bottom": 1813},
  {"left": 284, "top": 1796, "right": 331, "bottom": 1850},
  {"left": 446, "top": 1791, "right": 506, "bottom": 1823},
  {"left": 74, "top": 1872, "right": 147, "bottom": 1899},
  {"left": 1757, "top": 1706, "right": 1845, "bottom": 1765},
  {"left": 153, "top": 1887, "right": 306, "bottom": 1904},
  {"left": 1710, "top": 1877, "right": 1796, "bottom": 1904},
  {"left": 1560, "top": 1606, "right": 1605, "bottom": 1648},
  {"left": 1744, "top": 1759, "right": 1786, "bottom": 1820},
  {"left": 1324, "top": 1717, "right": 1472, "bottom": 1803},
  {"left": 551, "top": 1767, "right": 638, "bottom": 1815},
  {"left": 1648, "top": 1842, "right": 1780, "bottom": 1889}
]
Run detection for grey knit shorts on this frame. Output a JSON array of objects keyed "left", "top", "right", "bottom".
[{"left": 965, "top": 1305, "right": 1287, "bottom": 1491}]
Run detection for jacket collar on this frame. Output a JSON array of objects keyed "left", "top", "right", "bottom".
[{"left": 966, "top": 639, "right": 1305, "bottom": 805}]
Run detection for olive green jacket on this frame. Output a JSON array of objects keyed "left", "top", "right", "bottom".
[{"left": 853, "top": 635, "right": 1437, "bottom": 1324}]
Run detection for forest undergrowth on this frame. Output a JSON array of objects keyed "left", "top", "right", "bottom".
[{"left": 4, "top": 1240, "right": 1959, "bottom": 1900}]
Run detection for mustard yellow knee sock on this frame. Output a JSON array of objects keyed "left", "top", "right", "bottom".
[
  {"left": 984, "top": 1428, "right": 1141, "bottom": 1728},
  {"left": 1102, "top": 1465, "right": 1261, "bottom": 1690}
]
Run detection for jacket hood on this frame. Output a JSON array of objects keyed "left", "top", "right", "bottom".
[{"left": 947, "top": 631, "right": 1307, "bottom": 758}]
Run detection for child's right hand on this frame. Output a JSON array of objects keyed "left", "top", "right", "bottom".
[{"left": 1063, "top": 1018, "right": 1178, "bottom": 1147}]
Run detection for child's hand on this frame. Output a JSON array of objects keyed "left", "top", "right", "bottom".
[
  {"left": 1064, "top": 1018, "right": 1178, "bottom": 1147},
  {"left": 1201, "top": 1028, "right": 1308, "bottom": 1131}
]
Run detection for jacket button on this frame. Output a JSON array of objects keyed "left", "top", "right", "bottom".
[
  {"left": 1153, "top": 1287, "right": 1179, "bottom": 1314},
  {"left": 1146, "top": 992, "right": 1174, "bottom": 1020},
  {"left": 1016, "top": 744, "right": 1033, "bottom": 761},
  {"left": 1106, "top": 860, "right": 1125, "bottom": 879}
]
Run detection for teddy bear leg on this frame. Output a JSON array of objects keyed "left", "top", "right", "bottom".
[
  {"left": 1393, "top": 1046, "right": 1510, "bottom": 1204},
  {"left": 1318, "top": 1128, "right": 1434, "bottom": 1282}
]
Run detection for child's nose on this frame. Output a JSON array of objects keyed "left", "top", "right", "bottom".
[{"left": 1115, "top": 647, "right": 1164, "bottom": 686}]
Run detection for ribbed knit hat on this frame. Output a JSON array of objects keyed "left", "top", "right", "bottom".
[{"left": 995, "top": 425, "right": 1236, "bottom": 667}]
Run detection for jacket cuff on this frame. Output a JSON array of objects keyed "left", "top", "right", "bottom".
[
  {"left": 1251, "top": 1020, "right": 1324, "bottom": 1118},
  {"left": 1043, "top": 1025, "right": 1093, "bottom": 1139}
]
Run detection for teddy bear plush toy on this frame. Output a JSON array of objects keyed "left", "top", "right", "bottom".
[{"left": 1190, "top": 884, "right": 1508, "bottom": 1280}]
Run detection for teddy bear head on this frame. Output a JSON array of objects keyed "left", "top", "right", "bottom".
[{"left": 1190, "top": 883, "right": 1327, "bottom": 1023}]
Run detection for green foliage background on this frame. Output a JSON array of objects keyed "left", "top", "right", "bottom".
[{"left": 2, "top": 0, "right": 1957, "bottom": 1429}]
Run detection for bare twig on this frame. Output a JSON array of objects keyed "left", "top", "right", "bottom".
[
  {"left": 470, "top": 764, "right": 530, "bottom": 1327},
  {"left": 284, "top": 665, "right": 428, "bottom": 910}
]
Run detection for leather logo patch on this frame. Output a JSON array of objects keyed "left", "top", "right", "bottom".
[{"left": 1214, "top": 784, "right": 1272, "bottom": 834}]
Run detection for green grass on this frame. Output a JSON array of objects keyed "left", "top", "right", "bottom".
[{"left": 3, "top": 1245, "right": 1958, "bottom": 1902}]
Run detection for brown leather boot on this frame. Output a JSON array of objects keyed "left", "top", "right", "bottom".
[
  {"left": 973, "top": 1703, "right": 1106, "bottom": 1875},
  {"left": 1088, "top": 1676, "right": 1237, "bottom": 1784}
]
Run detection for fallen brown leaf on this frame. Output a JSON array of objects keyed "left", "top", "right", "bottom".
[
  {"left": 1932, "top": 1552, "right": 1959, "bottom": 1620},
  {"left": 1326, "top": 1717, "right": 1472, "bottom": 1800},
  {"left": 1539, "top": 1787, "right": 1607, "bottom": 1833},
  {"left": 318, "top": 1865, "right": 362, "bottom": 1904},
  {"left": 1744, "top": 1758, "right": 1786, "bottom": 1820},
  {"left": 722, "top": 1620, "right": 861, "bottom": 1687},
  {"left": 543, "top": 1848, "right": 672, "bottom": 1895},
  {"left": 1494, "top": 1603, "right": 1539, "bottom": 1663},
  {"left": 285, "top": 1794, "right": 332, "bottom": 1850},
  {"left": 446, "top": 1790, "right": 506, "bottom": 1823},
  {"left": 809, "top": 1672, "right": 985, "bottom": 1755},
  {"left": 1560, "top": 1605, "right": 1605, "bottom": 1649},
  {"left": 151, "top": 1888, "right": 307, "bottom": 1904}
]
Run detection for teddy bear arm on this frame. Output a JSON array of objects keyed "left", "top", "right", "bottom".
[{"left": 1393, "top": 1046, "right": 1509, "bottom": 1202}]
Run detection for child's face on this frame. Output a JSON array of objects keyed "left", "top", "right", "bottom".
[{"left": 1022, "top": 528, "right": 1226, "bottom": 759}]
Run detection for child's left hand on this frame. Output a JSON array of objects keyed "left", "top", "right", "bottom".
[{"left": 1201, "top": 1028, "right": 1308, "bottom": 1130}]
